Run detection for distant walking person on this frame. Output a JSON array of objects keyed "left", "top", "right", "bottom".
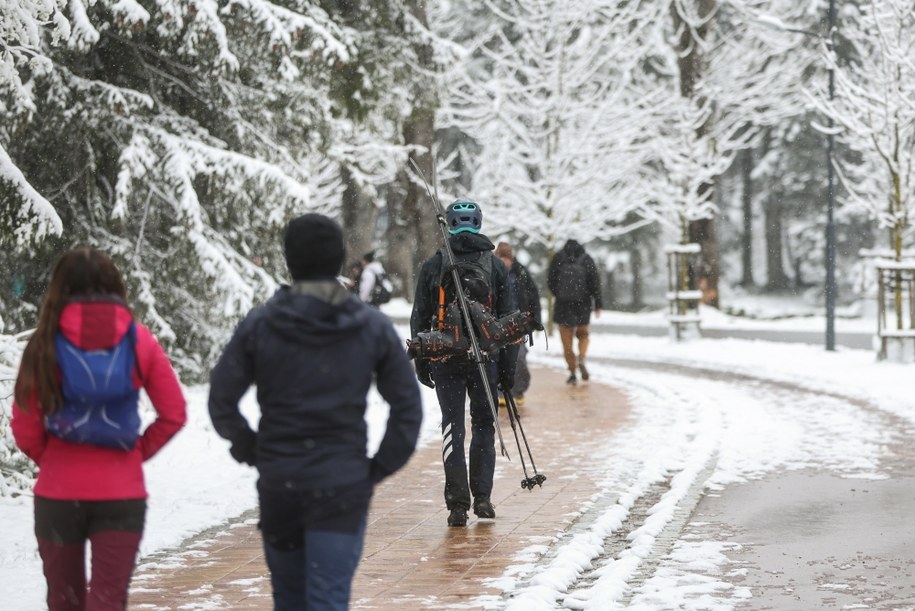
[
  {"left": 12, "top": 247, "right": 187, "bottom": 611},
  {"left": 358, "top": 251, "right": 392, "bottom": 307},
  {"left": 209, "top": 213, "right": 422, "bottom": 611},
  {"left": 495, "top": 241, "right": 542, "bottom": 405},
  {"left": 548, "top": 240, "right": 602, "bottom": 385}
]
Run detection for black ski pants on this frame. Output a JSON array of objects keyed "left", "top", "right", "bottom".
[{"left": 432, "top": 360, "right": 497, "bottom": 511}]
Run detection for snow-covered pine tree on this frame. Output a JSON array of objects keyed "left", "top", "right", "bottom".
[
  {"left": 0, "top": 0, "right": 425, "bottom": 375},
  {"left": 0, "top": 324, "right": 37, "bottom": 495},
  {"left": 0, "top": 0, "right": 67, "bottom": 248}
]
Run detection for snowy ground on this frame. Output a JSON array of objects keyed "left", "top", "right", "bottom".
[{"left": 2, "top": 299, "right": 912, "bottom": 609}]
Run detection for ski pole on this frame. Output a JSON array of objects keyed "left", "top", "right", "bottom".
[
  {"left": 502, "top": 389, "right": 546, "bottom": 490},
  {"left": 501, "top": 389, "right": 533, "bottom": 488}
]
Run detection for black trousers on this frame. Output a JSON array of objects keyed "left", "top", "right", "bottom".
[{"left": 432, "top": 360, "right": 497, "bottom": 510}]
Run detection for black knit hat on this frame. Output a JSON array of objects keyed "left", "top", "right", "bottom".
[{"left": 283, "top": 213, "right": 345, "bottom": 280}]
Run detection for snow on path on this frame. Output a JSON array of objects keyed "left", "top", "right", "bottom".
[{"left": 486, "top": 353, "right": 891, "bottom": 610}]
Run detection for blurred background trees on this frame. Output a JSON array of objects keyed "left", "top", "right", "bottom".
[{"left": 1, "top": 0, "right": 910, "bottom": 377}]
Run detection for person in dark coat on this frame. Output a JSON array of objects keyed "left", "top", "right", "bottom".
[
  {"left": 547, "top": 239, "right": 602, "bottom": 385},
  {"left": 495, "top": 241, "right": 541, "bottom": 404},
  {"left": 209, "top": 213, "right": 423, "bottom": 611},
  {"left": 410, "top": 200, "right": 516, "bottom": 528}
]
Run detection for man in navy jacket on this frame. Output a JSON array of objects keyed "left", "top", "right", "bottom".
[{"left": 209, "top": 213, "right": 422, "bottom": 611}]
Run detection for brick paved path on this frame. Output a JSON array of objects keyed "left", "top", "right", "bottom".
[{"left": 128, "top": 366, "right": 631, "bottom": 610}]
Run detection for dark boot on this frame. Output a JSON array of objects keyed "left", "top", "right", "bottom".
[
  {"left": 447, "top": 508, "right": 468, "bottom": 527},
  {"left": 473, "top": 497, "right": 496, "bottom": 519},
  {"left": 579, "top": 359, "right": 589, "bottom": 381}
]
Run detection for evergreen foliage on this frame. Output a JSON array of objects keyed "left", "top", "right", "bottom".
[{"left": 0, "top": 0, "right": 437, "bottom": 377}]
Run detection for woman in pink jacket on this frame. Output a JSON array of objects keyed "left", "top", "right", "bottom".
[{"left": 12, "top": 247, "right": 187, "bottom": 611}]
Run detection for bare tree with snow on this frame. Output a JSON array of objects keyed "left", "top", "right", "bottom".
[
  {"left": 812, "top": 0, "right": 915, "bottom": 261},
  {"left": 438, "top": 0, "right": 661, "bottom": 252}
]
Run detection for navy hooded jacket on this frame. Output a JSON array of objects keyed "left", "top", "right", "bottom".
[{"left": 209, "top": 281, "right": 422, "bottom": 486}]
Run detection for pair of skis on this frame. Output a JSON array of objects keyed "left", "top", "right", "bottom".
[{"left": 409, "top": 157, "right": 545, "bottom": 491}]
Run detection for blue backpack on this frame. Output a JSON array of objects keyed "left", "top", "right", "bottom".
[{"left": 46, "top": 323, "right": 141, "bottom": 450}]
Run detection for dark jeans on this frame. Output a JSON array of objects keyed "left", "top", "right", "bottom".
[
  {"left": 432, "top": 360, "right": 497, "bottom": 510},
  {"left": 257, "top": 477, "right": 372, "bottom": 611},
  {"left": 34, "top": 496, "right": 146, "bottom": 611}
]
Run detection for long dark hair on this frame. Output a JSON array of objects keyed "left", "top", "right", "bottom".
[{"left": 14, "top": 248, "right": 129, "bottom": 415}]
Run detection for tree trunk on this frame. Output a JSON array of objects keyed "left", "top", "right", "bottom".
[
  {"left": 340, "top": 165, "right": 378, "bottom": 270},
  {"left": 689, "top": 216, "right": 719, "bottom": 307},
  {"left": 740, "top": 147, "right": 754, "bottom": 287},
  {"left": 671, "top": 0, "right": 717, "bottom": 100},
  {"left": 387, "top": 107, "right": 439, "bottom": 303},
  {"left": 756, "top": 129, "right": 787, "bottom": 290},
  {"left": 764, "top": 199, "right": 790, "bottom": 290},
  {"left": 630, "top": 243, "right": 643, "bottom": 309},
  {"left": 671, "top": 0, "right": 720, "bottom": 308},
  {"left": 385, "top": 0, "right": 440, "bottom": 303}
]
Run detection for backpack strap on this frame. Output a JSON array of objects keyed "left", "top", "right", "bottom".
[
  {"left": 434, "top": 249, "right": 455, "bottom": 328},
  {"left": 127, "top": 321, "right": 143, "bottom": 384}
]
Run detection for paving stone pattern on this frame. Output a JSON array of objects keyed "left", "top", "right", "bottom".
[{"left": 128, "top": 367, "right": 631, "bottom": 610}]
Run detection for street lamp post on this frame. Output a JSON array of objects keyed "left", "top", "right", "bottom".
[
  {"left": 824, "top": 0, "right": 837, "bottom": 351},
  {"left": 771, "top": 2, "right": 839, "bottom": 351}
]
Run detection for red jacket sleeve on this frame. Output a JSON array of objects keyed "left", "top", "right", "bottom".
[
  {"left": 135, "top": 325, "right": 187, "bottom": 460},
  {"left": 11, "top": 392, "right": 48, "bottom": 464}
]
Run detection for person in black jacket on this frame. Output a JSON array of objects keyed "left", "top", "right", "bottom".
[
  {"left": 209, "top": 213, "right": 422, "bottom": 611},
  {"left": 410, "top": 200, "right": 516, "bottom": 528},
  {"left": 548, "top": 239, "right": 602, "bottom": 385},
  {"left": 495, "top": 241, "right": 541, "bottom": 404}
]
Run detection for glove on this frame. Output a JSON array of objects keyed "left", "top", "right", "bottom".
[
  {"left": 415, "top": 359, "right": 435, "bottom": 389},
  {"left": 229, "top": 430, "right": 257, "bottom": 466}
]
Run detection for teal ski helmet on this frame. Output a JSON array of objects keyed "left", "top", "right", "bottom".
[{"left": 445, "top": 200, "right": 483, "bottom": 234}]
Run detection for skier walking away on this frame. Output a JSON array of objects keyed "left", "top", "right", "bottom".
[
  {"left": 410, "top": 200, "right": 517, "bottom": 527},
  {"left": 495, "top": 241, "right": 542, "bottom": 406},
  {"left": 548, "top": 239, "right": 602, "bottom": 385},
  {"left": 209, "top": 213, "right": 423, "bottom": 611}
]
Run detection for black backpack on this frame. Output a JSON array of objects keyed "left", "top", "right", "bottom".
[
  {"left": 407, "top": 249, "right": 542, "bottom": 360},
  {"left": 370, "top": 272, "right": 393, "bottom": 305},
  {"left": 554, "top": 253, "right": 589, "bottom": 301},
  {"left": 436, "top": 250, "right": 495, "bottom": 317}
]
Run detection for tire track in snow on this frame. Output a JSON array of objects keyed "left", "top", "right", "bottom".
[
  {"left": 497, "top": 354, "right": 896, "bottom": 610},
  {"left": 502, "top": 367, "right": 722, "bottom": 610}
]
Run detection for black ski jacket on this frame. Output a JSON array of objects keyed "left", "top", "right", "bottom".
[
  {"left": 510, "top": 260, "right": 542, "bottom": 324},
  {"left": 410, "top": 232, "right": 517, "bottom": 375},
  {"left": 209, "top": 281, "right": 422, "bottom": 486},
  {"left": 548, "top": 240, "right": 603, "bottom": 326}
]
